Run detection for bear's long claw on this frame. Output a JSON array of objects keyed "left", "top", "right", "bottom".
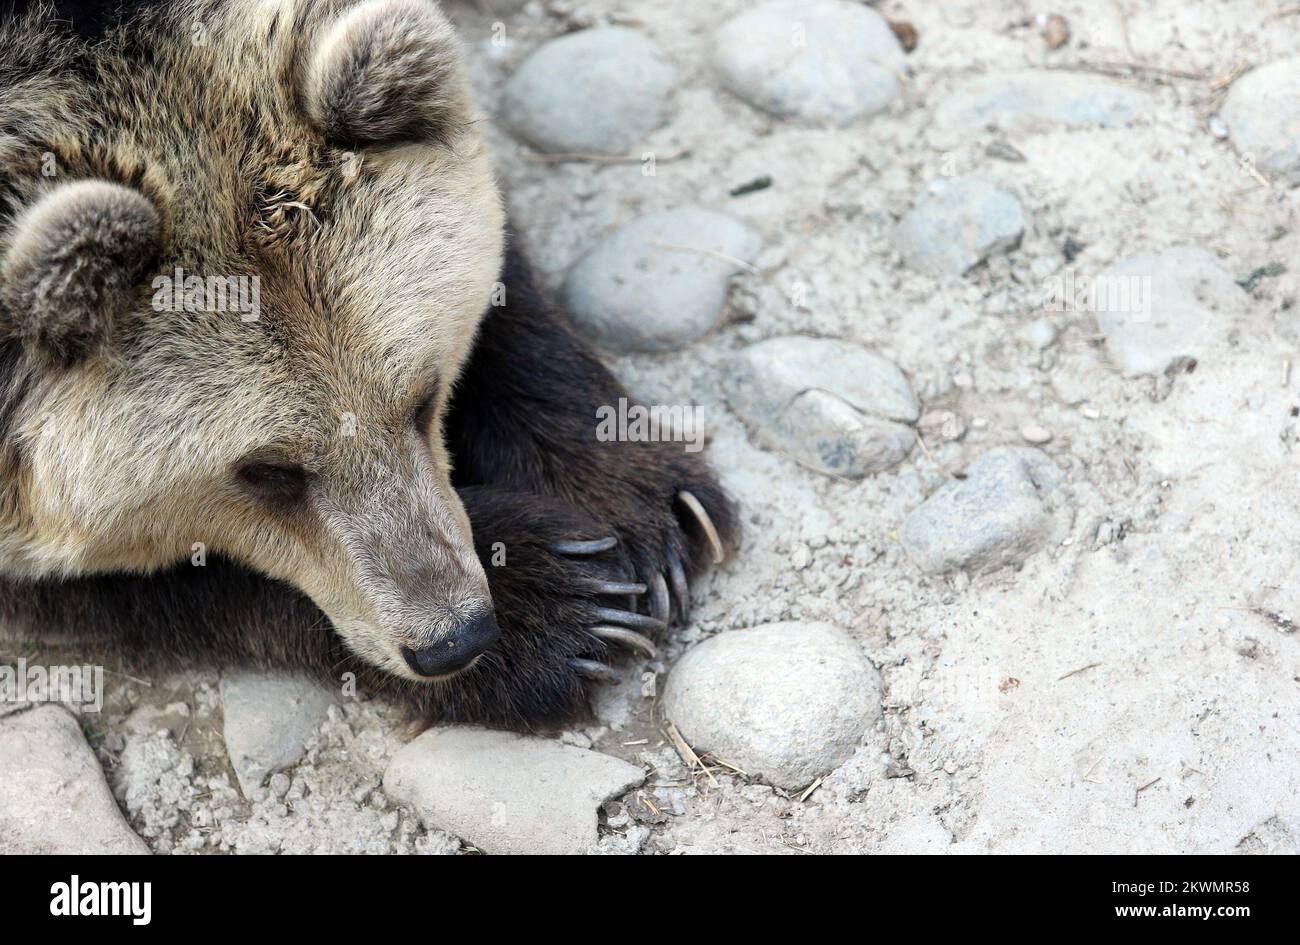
[
  {"left": 591, "top": 625, "right": 657, "bottom": 658},
  {"left": 668, "top": 554, "right": 690, "bottom": 624},
  {"left": 649, "top": 572, "right": 670, "bottom": 624},
  {"left": 552, "top": 536, "right": 618, "bottom": 555},
  {"left": 676, "top": 490, "right": 725, "bottom": 565},
  {"left": 570, "top": 658, "right": 619, "bottom": 683},
  {"left": 592, "top": 606, "right": 668, "bottom": 635},
  {"left": 589, "top": 579, "right": 646, "bottom": 596}
]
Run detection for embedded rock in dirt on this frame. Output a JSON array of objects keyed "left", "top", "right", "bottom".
[
  {"left": 500, "top": 27, "right": 676, "bottom": 154},
  {"left": 895, "top": 177, "right": 1025, "bottom": 278},
  {"left": 1219, "top": 58, "right": 1300, "bottom": 184},
  {"left": 930, "top": 70, "right": 1156, "bottom": 148},
  {"left": 562, "top": 208, "right": 760, "bottom": 352},
  {"left": 902, "top": 447, "right": 1067, "bottom": 574},
  {"left": 221, "top": 670, "right": 336, "bottom": 797},
  {"left": 0, "top": 705, "right": 149, "bottom": 854},
  {"left": 384, "top": 727, "right": 646, "bottom": 855},
  {"left": 713, "top": 0, "right": 906, "bottom": 125},
  {"left": 662, "top": 621, "right": 881, "bottom": 790},
  {"left": 1092, "top": 246, "right": 1241, "bottom": 376},
  {"left": 728, "top": 336, "right": 917, "bottom": 477}
]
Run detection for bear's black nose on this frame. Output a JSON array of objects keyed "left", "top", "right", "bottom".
[{"left": 401, "top": 612, "right": 500, "bottom": 678}]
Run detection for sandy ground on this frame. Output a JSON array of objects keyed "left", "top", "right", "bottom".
[
  {"left": 474, "top": 0, "right": 1300, "bottom": 853},
  {"left": 9, "top": 0, "right": 1300, "bottom": 854}
]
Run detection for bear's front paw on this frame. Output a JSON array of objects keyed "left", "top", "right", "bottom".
[
  {"left": 589, "top": 443, "right": 738, "bottom": 628},
  {"left": 424, "top": 487, "right": 664, "bottom": 725}
]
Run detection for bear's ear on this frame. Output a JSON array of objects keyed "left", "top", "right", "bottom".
[
  {"left": 301, "top": 0, "right": 469, "bottom": 147},
  {"left": 0, "top": 180, "right": 161, "bottom": 366}
]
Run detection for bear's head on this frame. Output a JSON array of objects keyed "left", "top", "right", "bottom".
[{"left": 0, "top": 0, "right": 506, "bottom": 680}]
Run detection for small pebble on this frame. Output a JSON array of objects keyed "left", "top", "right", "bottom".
[
  {"left": 1021, "top": 319, "right": 1059, "bottom": 350},
  {"left": 1038, "top": 13, "right": 1070, "bottom": 50},
  {"left": 1021, "top": 424, "right": 1053, "bottom": 445},
  {"left": 986, "top": 140, "right": 1027, "bottom": 163},
  {"left": 889, "top": 19, "right": 918, "bottom": 53}
]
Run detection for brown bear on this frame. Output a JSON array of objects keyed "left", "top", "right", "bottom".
[{"left": 0, "top": 0, "right": 735, "bottom": 726}]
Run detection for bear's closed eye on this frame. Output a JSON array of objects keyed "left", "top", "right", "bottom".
[
  {"left": 411, "top": 377, "right": 441, "bottom": 432},
  {"left": 236, "top": 461, "right": 309, "bottom": 504}
]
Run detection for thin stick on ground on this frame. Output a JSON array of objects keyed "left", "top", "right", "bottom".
[
  {"left": 666, "top": 722, "right": 717, "bottom": 787},
  {"left": 705, "top": 754, "right": 750, "bottom": 777},
  {"left": 798, "top": 776, "right": 825, "bottom": 803},
  {"left": 1057, "top": 661, "right": 1102, "bottom": 681},
  {"left": 645, "top": 239, "right": 759, "bottom": 273},
  {"left": 102, "top": 667, "right": 153, "bottom": 687},
  {"left": 521, "top": 148, "right": 690, "bottom": 165},
  {"left": 1134, "top": 776, "right": 1161, "bottom": 807},
  {"left": 1044, "top": 60, "right": 1209, "bottom": 84}
]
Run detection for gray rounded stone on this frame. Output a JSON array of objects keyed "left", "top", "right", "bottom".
[
  {"left": 384, "top": 726, "right": 645, "bottom": 855},
  {"left": 500, "top": 27, "right": 676, "bottom": 154},
  {"left": 662, "top": 621, "right": 880, "bottom": 789},
  {"left": 220, "top": 670, "right": 336, "bottom": 797},
  {"left": 0, "top": 705, "right": 148, "bottom": 854},
  {"left": 561, "top": 208, "right": 761, "bottom": 352},
  {"left": 895, "top": 177, "right": 1025, "bottom": 278},
  {"left": 902, "top": 447, "right": 1066, "bottom": 574},
  {"left": 713, "top": 0, "right": 905, "bottom": 125},
  {"left": 1220, "top": 58, "right": 1300, "bottom": 184},
  {"left": 1092, "top": 246, "right": 1241, "bottom": 376},
  {"left": 728, "top": 336, "right": 918, "bottom": 477},
  {"left": 930, "top": 70, "right": 1155, "bottom": 148}
]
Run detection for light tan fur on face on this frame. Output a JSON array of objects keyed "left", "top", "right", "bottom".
[{"left": 0, "top": 0, "right": 505, "bottom": 680}]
